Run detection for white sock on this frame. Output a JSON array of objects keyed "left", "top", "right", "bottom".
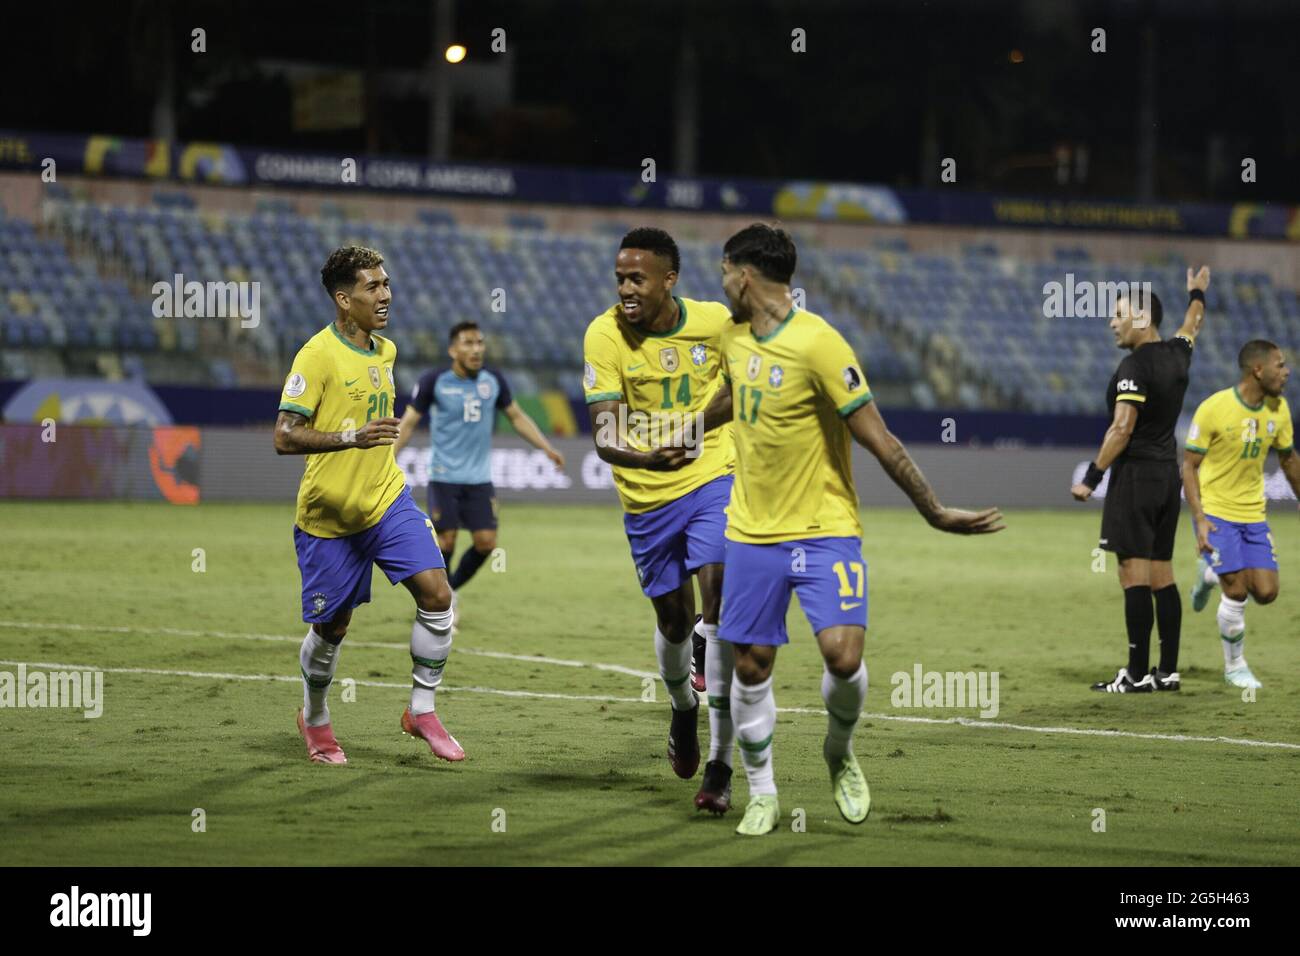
[
  {"left": 300, "top": 625, "right": 340, "bottom": 727},
  {"left": 701, "top": 625, "right": 734, "bottom": 766},
  {"left": 732, "top": 674, "right": 777, "bottom": 796},
  {"left": 1218, "top": 595, "right": 1246, "bottom": 669},
  {"left": 822, "top": 662, "right": 868, "bottom": 762},
  {"left": 1203, "top": 562, "right": 1220, "bottom": 586},
  {"left": 655, "top": 627, "right": 697, "bottom": 711},
  {"left": 411, "top": 606, "right": 454, "bottom": 715}
]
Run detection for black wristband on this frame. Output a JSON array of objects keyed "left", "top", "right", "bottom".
[
  {"left": 1082, "top": 462, "right": 1105, "bottom": 490},
  {"left": 1188, "top": 288, "right": 1206, "bottom": 306}
]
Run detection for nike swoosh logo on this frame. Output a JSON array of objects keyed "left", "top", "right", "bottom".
[
  {"left": 344, "top": 377, "right": 360, "bottom": 386},
  {"left": 627, "top": 363, "right": 645, "bottom": 371},
  {"left": 840, "top": 601, "right": 862, "bottom": 611}
]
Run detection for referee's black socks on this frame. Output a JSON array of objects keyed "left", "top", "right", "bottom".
[
  {"left": 1123, "top": 585, "right": 1154, "bottom": 676},
  {"left": 1153, "top": 584, "right": 1181, "bottom": 673}
]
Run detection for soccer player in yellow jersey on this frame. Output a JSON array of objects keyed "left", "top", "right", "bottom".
[
  {"left": 699, "top": 223, "right": 1004, "bottom": 836},
  {"left": 1183, "top": 339, "right": 1300, "bottom": 689},
  {"left": 274, "top": 246, "right": 463, "bottom": 765},
  {"left": 583, "top": 227, "right": 738, "bottom": 813}
]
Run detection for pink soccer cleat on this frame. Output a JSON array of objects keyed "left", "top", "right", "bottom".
[
  {"left": 297, "top": 708, "right": 347, "bottom": 764},
  {"left": 401, "top": 706, "right": 466, "bottom": 762}
]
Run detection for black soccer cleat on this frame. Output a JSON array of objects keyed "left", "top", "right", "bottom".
[
  {"left": 690, "top": 619, "right": 707, "bottom": 693},
  {"left": 1150, "top": 667, "right": 1181, "bottom": 691},
  {"left": 1090, "top": 667, "right": 1155, "bottom": 694},
  {"left": 667, "top": 700, "right": 701, "bottom": 779},
  {"left": 694, "top": 760, "right": 733, "bottom": 815}
]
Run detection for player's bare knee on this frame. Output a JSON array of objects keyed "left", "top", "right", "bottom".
[
  {"left": 1221, "top": 581, "right": 1248, "bottom": 601},
  {"left": 1251, "top": 586, "right": 1278, "bottom": 605},
  {"left": 825, "top": 650, "right": 862, "bottom": 679},
  {"left": 734, "top": 657, "right": 772, "bottom": 685},
  {"left": 473, "top": 531, "right": 496, "bottom": 553}
]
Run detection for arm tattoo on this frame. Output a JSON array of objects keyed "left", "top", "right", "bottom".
[
  {"left": 880, "top": 439, "right": 941, "bottom": 520},
  {"left": 274, "top": 410, "right": 347, "bottom": 454}
]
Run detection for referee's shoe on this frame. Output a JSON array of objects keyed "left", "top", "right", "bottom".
[{"left": 1090, "top": 666, "right": 1156, "bottom": 693}]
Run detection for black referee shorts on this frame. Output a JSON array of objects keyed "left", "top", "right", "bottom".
[{"left": 1099, "top": 459, "right": 1182, "bottom": 561}]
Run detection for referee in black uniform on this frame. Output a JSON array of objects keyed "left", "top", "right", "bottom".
[{"left": 1072, "top": 267, "right": 1212, "bottom": 693}]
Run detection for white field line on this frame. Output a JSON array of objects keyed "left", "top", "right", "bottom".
[
  {"left": 0, "top": 659, "right": 643, "bottom": 705},
  {"left": 0, "top": 621, "right": 657, "bottom": 680},
  {"left": 1, "top": 652, "right": 1297, "bottom": 752}
]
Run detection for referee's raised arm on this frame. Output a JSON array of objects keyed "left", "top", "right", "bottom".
[{"left": 1177, "top": 266, "right": 1212, "bottom": 343}]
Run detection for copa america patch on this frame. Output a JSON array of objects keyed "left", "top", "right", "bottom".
[
  {"left": 843, "top": 366, "right": 863, "bottom": 391},
  {"left": 284, "top": 372, "right": 307, "bottom": 398},
  {"left": 583, "top": 361, "right": 596, "bottom": 389},
  {"left": 386, "top": 365, "right": 395, "bottom": 387},
  {"left": 1188, "top": 422, "right": 1200, "bottom": 441},
  {"left": 1267, "top": 420, "right": 1276, "bottom": 434}
]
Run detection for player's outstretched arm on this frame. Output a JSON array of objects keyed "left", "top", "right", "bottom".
[
  {"left": 587, "top": 400, "right": 687, "bottom": 471},
  {"left": 1177, "top": 266, "right": 1211, "bottom": 343},
  {"left": 391, "top": 406, "right": 422, "bottom": 456},
  {"left": 505, "top": 402, "right": 565, "bottom": 468},
  {"left": 1181, "top": 449, "right": 1215, "bottom": 555},
  {"left": 273, "top": 410, "right": 401, "bottom": 455},
  {"left": 845, "top": 401, "right": 1004, "bottom": 534},
  {"left": 1071, "top": 402, "right": 1137, "bottom": 501}
]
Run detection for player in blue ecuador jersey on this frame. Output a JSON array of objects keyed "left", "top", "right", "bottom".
[{"left": 394, "top": 321, "right": 564, "bottom": 598}]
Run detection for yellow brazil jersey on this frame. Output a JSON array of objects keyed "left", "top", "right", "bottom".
[
  {"left": 582, "top": 296, "right": 735, "bottom": 514},
  {"left": 1186, "top": 386, "right": 1294, "bottom": 523},
  {"left": 721, "top": 309, "right": 872, "bottom": 544},
  {"left": 278, "top": 323, "right": 408, "bottom": 537}
]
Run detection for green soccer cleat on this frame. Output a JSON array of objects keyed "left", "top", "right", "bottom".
[
  {"left": 1190, "top": 555, "right": 1217, "bottom": 612},
  {"left": 1224, "top": 664, "right": 1262, "bottom": 690},
  {"left": 827, "top": 749, "right": 871, "bottom": 824},
  {"left": 735, "top": 795, "right": 780, "bottom": 836}
]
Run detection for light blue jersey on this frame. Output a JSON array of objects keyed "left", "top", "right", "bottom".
[{"left": 409, "top": 366, "right": 513, "bottom": 485}]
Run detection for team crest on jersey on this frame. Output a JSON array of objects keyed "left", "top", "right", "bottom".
[
  {"left": 768, "top": 365, "right": 784, "bottom": 388},
  {"left": 690, "top": 344, "right": 708, "bottom": 366},
  {"left": 659, "top": 347, "right": 679, "bottom": 373},
  {"left": 583, "top": 361, "right": 596, "bottom": 389},
  {"left": 311, "top": 592, "right": 328, "bottom": 615},
  {"left": 477, "top": 379, "right": 492, "bottom": 399},
  {"left": 843, "top": 366, "right": 863, "bottom": 391},
  {"left": 747, "top": 354, "right": 762, "bottom": 380},
  {"left": 368, "top": 366, "right": 381, "bottom": 390},
  {"left": 386, "top": 365, "right": 395, "bottom": 387}
]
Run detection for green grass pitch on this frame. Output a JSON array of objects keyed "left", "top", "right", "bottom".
[{"left": 1, "top": 501, "right": 1297, "bottom": 866}]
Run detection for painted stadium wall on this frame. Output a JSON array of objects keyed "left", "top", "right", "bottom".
[{"left": 6, "top": 426, "right": 1298, "bottom": 511}]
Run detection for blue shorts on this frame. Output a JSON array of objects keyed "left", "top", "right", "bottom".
[
  {"left": 623, "top": 475, "right": 732, "bottom": 598},
  {"left": 1201, "top": 513, "right": 1278, "bottom": 575},
  {"left": 429, "top": 481, "right": 498, "bottom": 532},
  {"left": 295, "top": 488, "right": 445, "bottom": 622},
  {"left": 719, "top": 536, "right": 867, "bottom": 646}
]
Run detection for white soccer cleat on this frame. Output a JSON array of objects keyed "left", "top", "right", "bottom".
[{"left": 1224, "top": 663, "right": 1262, "bottom": 690}]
